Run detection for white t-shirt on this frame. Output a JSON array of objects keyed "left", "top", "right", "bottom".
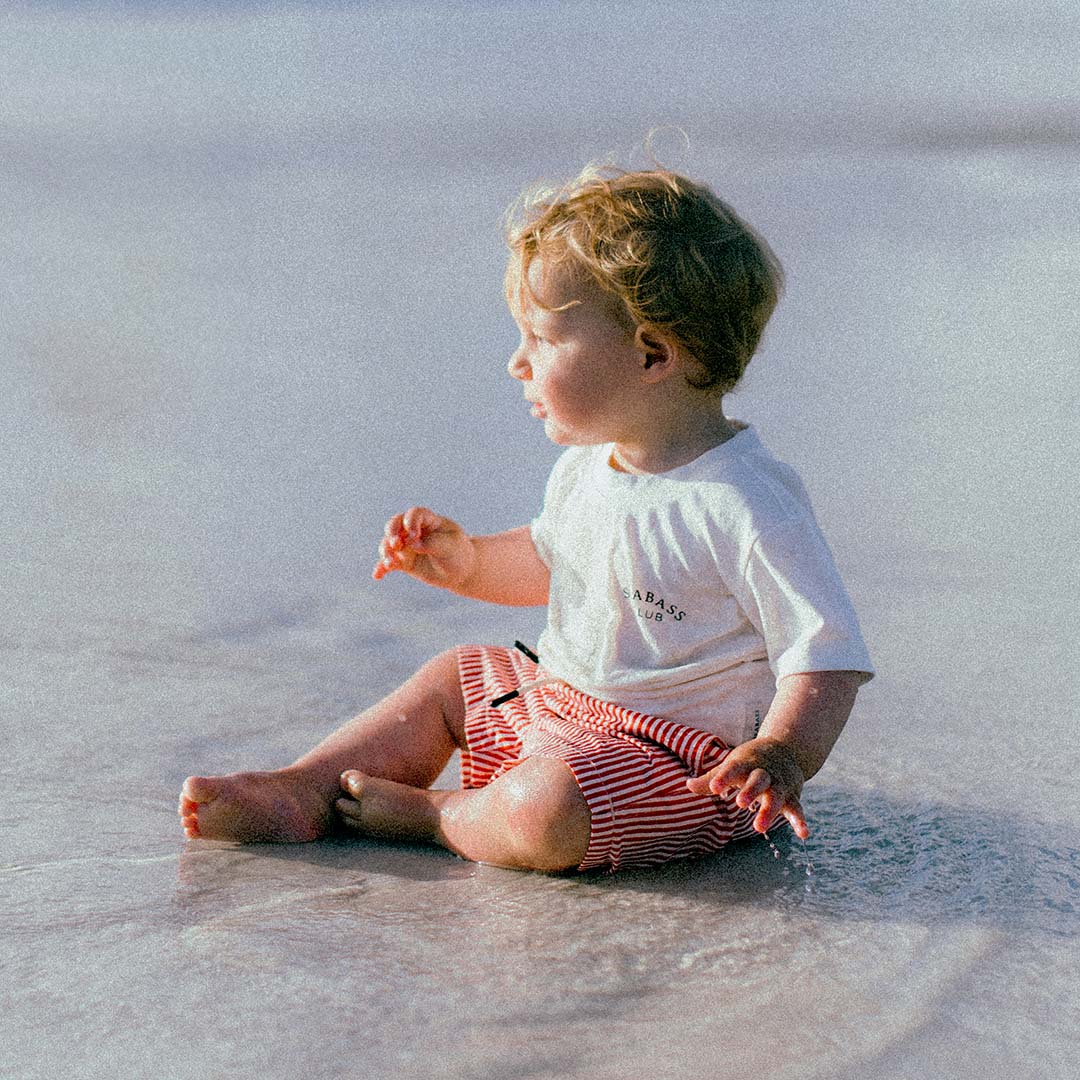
[{"left": 530, "top": 425, "right": 874, "bottom": 747}]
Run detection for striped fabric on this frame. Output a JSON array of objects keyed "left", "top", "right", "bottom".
[{"left": 457, "top": 644, "right": 759, "bottom": 872}]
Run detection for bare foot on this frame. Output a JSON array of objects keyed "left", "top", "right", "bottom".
[
  {"left": 334, "top": 764, "right": 591, "bottom": 872},
  {"left": 179, "top": 768, "right": 335, "bottom": 843},
  {"left": 335, "top": 770, "right": 446, "bottom": 843}
]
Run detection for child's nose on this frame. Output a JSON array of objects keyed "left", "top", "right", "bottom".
[{"left": 507, "top": 346, "right": 531, "bottom": 381}]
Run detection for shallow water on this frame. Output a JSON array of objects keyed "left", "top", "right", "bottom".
[{"left": 3, "top": 3, "right": 1080, "bottom": 1078}]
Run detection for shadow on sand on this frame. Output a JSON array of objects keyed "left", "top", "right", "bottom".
[{"left": 175, "top": 783, "right": 1079, "bottom": 941}]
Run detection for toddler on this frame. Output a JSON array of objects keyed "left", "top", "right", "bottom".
[{"left": 180, "top": 164, "right": 873, "bottom": 873}]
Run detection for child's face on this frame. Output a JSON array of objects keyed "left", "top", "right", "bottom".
[{"left": 507, "top": 257, "right": 642, "bottom": 447}]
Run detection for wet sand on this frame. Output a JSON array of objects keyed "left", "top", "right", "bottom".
[{"left": 2, "top": 3, "right": 1079, "bottom": 1078}]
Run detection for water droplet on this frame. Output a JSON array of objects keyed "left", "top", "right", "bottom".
[{"left": 763, "top": 831, "right": 782, "bottom": 859}]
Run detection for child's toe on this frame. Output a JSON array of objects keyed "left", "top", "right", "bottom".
[
  {"left": 340, "top": 770, "right": 365, "bottom": 796},
  {"left": 181, "top": 775, "right": 220, "bottom": 803},
  {"left": 335, "top": 797, "right": 363, "bottom": 827},
  {"left": 179, "top": 805, "right": 201, "bottom": 837}
]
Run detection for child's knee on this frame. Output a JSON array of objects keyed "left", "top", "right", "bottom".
[
  {"left": 421, "top": 647, "right": 464, "bottom": 685},
  {"left": 497, "top": 758, "right": 591, "bottom": 872}
]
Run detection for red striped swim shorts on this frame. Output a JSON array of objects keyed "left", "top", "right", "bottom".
[{"left": 456, "top": 644, "right": 759, "bottom": 873}]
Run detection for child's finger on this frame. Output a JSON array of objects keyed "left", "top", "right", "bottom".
[
  {"left": 781, "top": 796, "right": 810, "bottom": 840},
  {"left": 379, "top": 534, "right": 402, "bottom": 561},
  {"left": 735, "top": 768, "right": 772, "bottom": 809},
  {"left": 402, "top": 506, "right": 439, "bottom": 542},
  {"left": 686, "top": 760, "right": 740, "bottom": 796},
  {"left": 382, "top": 513, "right": 406, "bottom": 541},
  {"left": 384, "top": 527, "right": 421, "bottom": 564},
  {"left": 691, "top": 751, "right": 750, "bottom": 794},
  {"left": 373, "top": 552, "right": 399, "bottom": 579},
  {"left": 750, "top": 790, "right": 809, "bottom": 839},
  {"left": 752, "top": 789, "right": 784, "bottom": 834},
  {"left": 709, "top": 771, "right": 743, "bottom": 797},
  {"left": 372, "top": 545, "right": 395, "bottom": 579},
  {"left": 372, "top": 541, "right": 414, "bottom": 580}
]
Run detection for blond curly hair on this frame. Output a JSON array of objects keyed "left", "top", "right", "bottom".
[{"left": 505, "top": 164, "right": 784, "bottom": 393}]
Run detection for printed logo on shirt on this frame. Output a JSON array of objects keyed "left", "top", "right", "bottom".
[{"left": 621, "top": 585, "right": 687, "bottom": 623}]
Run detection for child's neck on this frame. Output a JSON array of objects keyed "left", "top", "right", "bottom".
[{"left": 609, "top": 402, "right": 741, "bottom": 476}]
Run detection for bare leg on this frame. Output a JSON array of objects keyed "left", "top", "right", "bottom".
[
  {"left": 336, "top": 756, "right": 592, "bottom": 873},
  {"left": 179, "top": 649, "right": 467, "bottom": 842}
]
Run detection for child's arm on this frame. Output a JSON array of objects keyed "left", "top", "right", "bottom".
[
  {"left": 373, "top": 506, "right": 550, "bottom": 606},
  {"left": 685, "top": 670, "right": 868, "bottom": 838}
]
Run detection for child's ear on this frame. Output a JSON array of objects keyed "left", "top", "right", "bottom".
[{"left": 634, "top": 325, "right": 679, "bottom": 381}]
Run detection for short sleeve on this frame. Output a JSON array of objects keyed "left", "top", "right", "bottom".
[
  {"left": 530, "top": 448, "right": 581, "bottom": 569},
  {"left": 530, "top": 511, "right": 553, "bottom": 568},
  {"left": 735, "top": 516, "right": 874, "bottom": 683}
]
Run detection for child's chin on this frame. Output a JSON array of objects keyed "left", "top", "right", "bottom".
[
  {"left": 542, "top": 420, "right": 570, "bottom": 444},
  {"left": 543, "top": 421, "right": 602, "bottom": 447},
  {"left": 547, "top": 429, "right": 583, "bottom": 447}
]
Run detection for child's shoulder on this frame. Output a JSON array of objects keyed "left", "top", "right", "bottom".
[{"left": 665, "top": 426, "right": 817, "bottom": 535}]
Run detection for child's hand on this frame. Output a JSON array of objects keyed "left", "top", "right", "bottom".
[
  {"left": 686, "top": 737, "right": 809, "bottom": 839},
  {"left": 373, "top": 506, "right": 476, "bottom": 590}
]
